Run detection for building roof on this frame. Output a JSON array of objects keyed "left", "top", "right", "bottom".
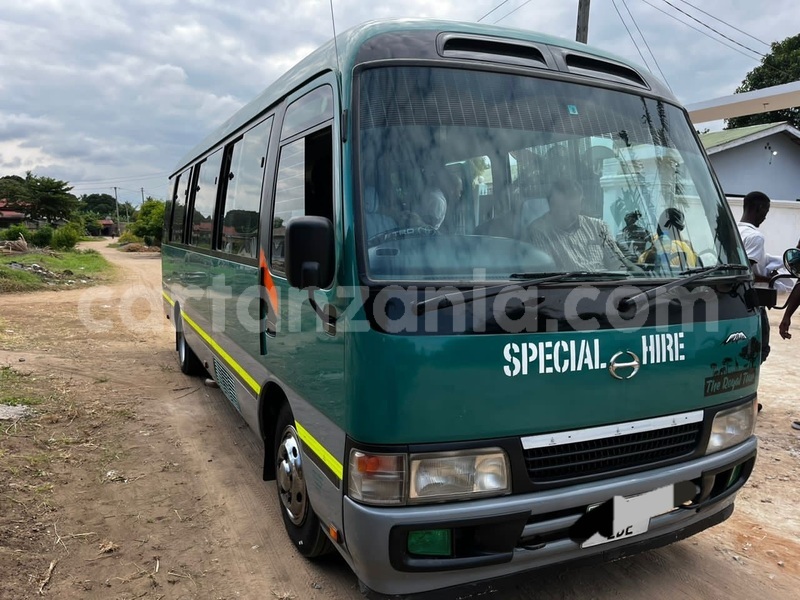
[
  {"left": 686, "top": 80, "right": 800, "bottom": 124},
  {"left": 0, "top": 199, "right": 25, "bottom": 220},
  {"left": 699, "top": 122, "right": 800, "bottom": 154}
]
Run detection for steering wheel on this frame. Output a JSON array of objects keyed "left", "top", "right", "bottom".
[{"left": 367, "top": 226, "right": 438, "bottom": 248}]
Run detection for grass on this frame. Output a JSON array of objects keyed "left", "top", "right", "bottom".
[
  {"left": 0, "top": 266, "right": 41, "bottom": 292},
  {"left": 0, "top": 249, "right": 114, "bottom": 293},
  {"left": 0, "top": 366, "right": 45, "bottom": 406},
  {"left": 0, "top": 395, "right": 43, "bottom": 406}
]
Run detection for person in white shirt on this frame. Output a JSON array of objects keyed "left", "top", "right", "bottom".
[
  {"left": 737, "top": 191, "right": 772, "bottom": 382},
  {"left": 737, "top": 191, "right": 772, "bottom": 282}
]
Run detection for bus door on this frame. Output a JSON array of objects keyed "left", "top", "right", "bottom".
[{"left": 263, "top": 80, "right": 347, "bottom": 529}]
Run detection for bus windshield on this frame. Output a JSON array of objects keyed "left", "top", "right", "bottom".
[{"left": 357, "top": 66, "right": 746, "bottom": 282}]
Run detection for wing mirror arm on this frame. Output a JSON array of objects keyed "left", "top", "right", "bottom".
[{"left": 758, "top": 248, "right": 800, "bottom": 310}]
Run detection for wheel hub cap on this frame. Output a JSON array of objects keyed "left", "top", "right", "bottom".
[{"left": 277, "top": 426, "right": 307, "bottom": 525}]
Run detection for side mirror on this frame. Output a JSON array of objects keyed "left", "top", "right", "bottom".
[
  {"left": 285, "top": 216, "right": 334, "bottom": 289},
  {"left": 783, "top": 248, "right": 800, "bottom": 278}
]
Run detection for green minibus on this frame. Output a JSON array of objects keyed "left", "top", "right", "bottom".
[{"left": 162, "top": 18, "right": 763, "bottom": 597}]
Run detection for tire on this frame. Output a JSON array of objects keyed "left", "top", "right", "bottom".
[
  {"left": 274, "top": 403, "right": 332, "bottom": 558},
  {"left": 177, "top": 327, "right": 204, "bottom": 376}
]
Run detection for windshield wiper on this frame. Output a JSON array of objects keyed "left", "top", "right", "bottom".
[
  {"left": 412, "top": 271, "right": 627, "bottom": 316},
  {"left": 511, "top": 271, "right": 631, "bottom": 281},
  {"left": 619, "top": 264, "right": 750, "bottom": 310}
]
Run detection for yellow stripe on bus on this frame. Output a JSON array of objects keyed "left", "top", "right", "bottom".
[
  {"left": 168, "top": 293, "right": 341, "bottom": 482},
  {"left": 295, "top": 421, "right": 344, "bottom": 481},
  {"left": 180, "top": 311, "right": 262, "bottom": 395}
]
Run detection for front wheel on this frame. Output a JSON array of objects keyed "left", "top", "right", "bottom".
[{"left": 274, "top": 404, "right": 332, "bottom": 557}]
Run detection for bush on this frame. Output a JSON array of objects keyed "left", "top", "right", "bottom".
[
  {"left": 85, "top": 219, "right": 101, "bottom": 236},
  {"left": 129, "top": 199, "right": 165, "bottom": 246},
  {"left": 30, "top": 226, "right": 54, "bottom": 248},
  {"left": 51, "top": 226, "right": 80, "bottom": 250},
  {"left": 118, "top": 229, "right": 143, "bottom": 245},
  {"left": 1, "top": 224, "right": 30, "bottom": 242}
]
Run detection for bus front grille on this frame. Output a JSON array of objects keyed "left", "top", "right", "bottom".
[{"left": 522, "top": 422, "right": 702, "bottom": 484}]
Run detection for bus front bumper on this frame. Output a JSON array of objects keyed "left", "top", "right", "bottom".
[{"left": 341, "top": 436, "right": 756, "bottom": 598}]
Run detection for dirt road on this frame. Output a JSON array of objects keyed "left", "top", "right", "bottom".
[{"left": 1, "top": 240, "right": 798, "bottom": 599}]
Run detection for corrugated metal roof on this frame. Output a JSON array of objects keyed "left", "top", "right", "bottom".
[{"left": 699, "top": 122, "right": 784, "bottom": 150}]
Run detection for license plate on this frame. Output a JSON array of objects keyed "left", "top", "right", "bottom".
[{"left": 580, "top": 484, "right": 676, "bottom": 548}]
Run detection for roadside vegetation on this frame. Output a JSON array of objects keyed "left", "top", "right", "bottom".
[
  {"left": 110, "top": 198, "right": 165, "bottom": 252},
  {"left": 1, "top": 171, "right": 165, "bottom": 261},
  {"left": 0, "top": 248, "right": 114, "bottom": 293}
]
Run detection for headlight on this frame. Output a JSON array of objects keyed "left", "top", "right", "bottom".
[
  {"left": 706, "top": 400, "right": 757, "bottom": 455},
  {"left": 409, "top": 449, "right": 510, "bottom": 503},
  {"left": 348, "top": 451, "right": 406, "bottom": 505},
  {"left": 347, "top": 448, "right": 511, "bottom": 505}
]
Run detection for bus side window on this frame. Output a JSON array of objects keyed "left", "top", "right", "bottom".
[
  {"left": 271, "top": 84, "right": 335, "bottom": 277},
  {"left": 170, "top": 166, "right": 192, "bottom": 243},
  {"left": 218, "top": 117, "right": 273, "bottom": 258},
  {"left": 163, "top": 178, "right": 175, "bottom": 243},
  {"left": 188, "top": 149, "right": 224, "bottom": 249},
  {"left": 270, "top": 125, "right": 334, "bottom": 275}
]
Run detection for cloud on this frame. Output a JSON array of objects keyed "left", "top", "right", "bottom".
[{"left": 0, "top": 0, "right": 796, "bottom": 195}]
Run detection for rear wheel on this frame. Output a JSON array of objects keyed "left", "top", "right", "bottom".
[
  {"left": 177, "top": 326, "right": 204, "bottom": 376},
  {"left": 275, "top": 404, "right": 332, "bottom": 557}
]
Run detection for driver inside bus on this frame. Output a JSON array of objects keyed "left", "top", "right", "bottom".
[
  {"left": 397, "top": 169, "right": 454, "bottom": 230},
  {"left": 528, "top": 179, "right": 632, "bottom": 271}
]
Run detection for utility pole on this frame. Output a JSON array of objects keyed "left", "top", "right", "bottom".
[
  {"left": 576, "top": 0, "right": 590, "bottom": 43},
  {"left": 140, "top": 187, "right": 145, "bottom": 205},
  {"left": 113, "top": 186, "right": 121, "bottom": 236}
]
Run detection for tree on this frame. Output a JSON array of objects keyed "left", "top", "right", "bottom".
[
  {"left": 81, "top": 211, "right": 104, "bottom": 236},
  {"left": 0, "top": 175, "right": 30, "bottom": 206},
  {"left": 119, "top": 201, "right": 135, "bottom": 222},
  {"left": 2, "top": 172, "right": 78, "bottom": 222},
  {"left": 129, "top": 197, "right": 166, "bottom": 245},
  {"left": 79, "top": 193, "right": 117, "bottom": 217},
  {"left": 726, "top": 34, "right": 800, "bottom": 129}
]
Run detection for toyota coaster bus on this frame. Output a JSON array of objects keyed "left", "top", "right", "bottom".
[{"left": 162, "top": 19, "right": 763, "bottom": 598}]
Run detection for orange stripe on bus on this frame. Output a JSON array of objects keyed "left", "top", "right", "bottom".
[{"left": 259, "top": 249, "right": 279, "bottom": 313}]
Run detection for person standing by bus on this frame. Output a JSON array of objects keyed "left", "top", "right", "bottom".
[{"left": 737, "top": 191, "right": 773, "bottom": 369}]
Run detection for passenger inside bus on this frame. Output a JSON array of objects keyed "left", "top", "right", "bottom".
[
  {"left": 527, "top": 179, "right": 631, "bottom": 271},
  {"left": 638, "top": 207, "right": 700, "bottom": 269},
  {"left": 393, "top": 167, "right": 455, "bottom": 230}
]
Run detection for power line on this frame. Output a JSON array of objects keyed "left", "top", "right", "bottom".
[
  {"left": 69, "top": 171, "right": 171, "bottom": 186},
  {"left": 660, "top": 0, "right": 765, "bottom": 58},
  {"left": 478, "top": 0, "right": 512, "bottom": 23},
  {"left": 638, "top": 0, "right": 762, "bottom": 62},
  {"left": 675, "top": 0, "right": 770, "bottom": 48},
  {"left": 612, "top": 0, "right": 653, "bottom": 72},
  {"left": 621, "top": 0, "right": 672, "bottom": 91},
  {"left": 494, "top": 0, "right": 534, "bottom": 24},
  {"left": 640, "top": 0, "right": 795, "bottom": 83}
]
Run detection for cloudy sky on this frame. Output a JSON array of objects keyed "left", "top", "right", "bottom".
[{"left": 0, "top": 0, "right": 796, "bottom": 205}]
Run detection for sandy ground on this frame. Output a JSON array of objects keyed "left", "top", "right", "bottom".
[{"left": 0, "top": 239, "right": 798, "bottom": 599}]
